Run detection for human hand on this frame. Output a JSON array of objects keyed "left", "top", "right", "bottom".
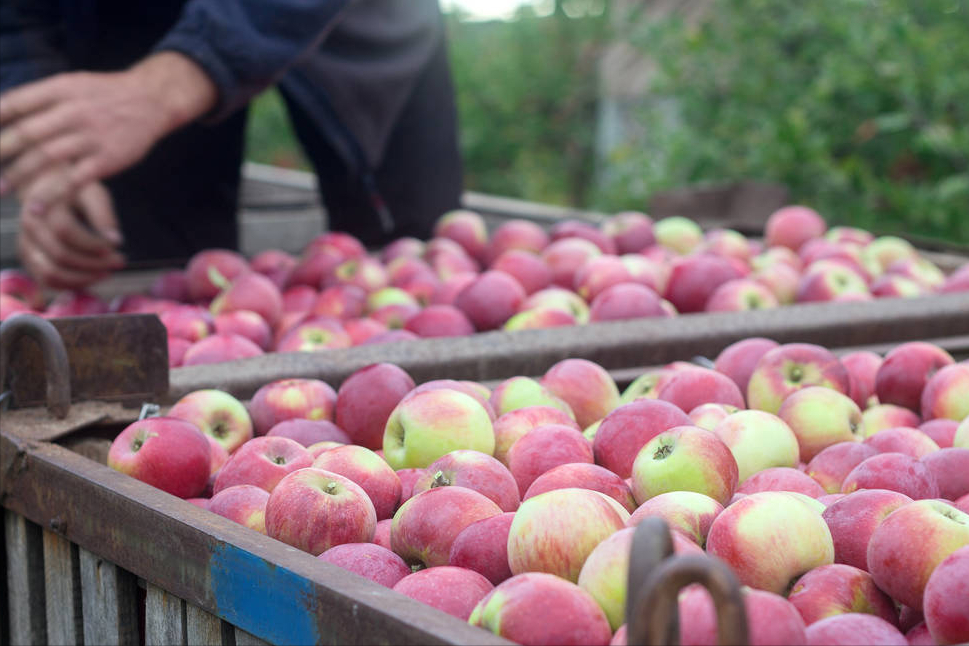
[
  {"left": 17, "top": 166, "right": 126, "bottom": 290},
  {"left": 0, "top": 52, "right": 217, "bottom": 205}
]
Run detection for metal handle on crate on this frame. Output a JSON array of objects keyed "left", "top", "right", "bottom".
[
  {"left": 625, "top": 519, "right": 748, "bottom": 646},
  {"left": 0, "top": 314, "right": 71, "bottom": 418}
]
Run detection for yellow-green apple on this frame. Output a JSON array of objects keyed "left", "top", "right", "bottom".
[
  {"left": 317, "top": 542, "right": 410, "bottom": 588},
  {"left": 382, "top": 389, "right": 495, "bottom": 470},
  {"left": 507, "top": 488, "right": 627, "bottom": 582},
  {"left": 506, "top": 424, "right": 594, "bottom": 496},
  {"left": 920, "top": 363, "right": 969, "bottom": 422},
  {"left": 821, "top": 489, "right": 913, "bottom": 570},
  {"left": 576, "top": 526, "right": 701, "bottom": 631},
  {"left": 746, "top": 343, "right": 850, "bottom": 414},
  {"left": 210, "top": 272, "right": 283, "bottom": 327},
  {"left": 403, "top": 304, "right": 475, "bottom": 337},
  {"left": 583, "top": 420, "right": 601, "bottom": 442},
  {"left": 765, "top": 205, "right": 826, "bottom": 251},
  {"left": 492, "top": 405, "right": 579, "bottom": 465},
  {"left": 923, "top": 545, "right": 969, "bottom": 645},
  {"left": 541, "top": 359, "right": 620, "bottom": 429},
  {"left": 867, "top": 500, "right": 969, "bottom": 610},
  {"left": 861, "top": 235, "right": 918, "bottom": 277},
  {"left": 601, "top": 211, "right": 654, "bottom": 254},
  {"left": 618, "top": 367, "right": 675, "bottom": 404},
  {"left": 704, "top": 278, "right": 778, "bottom": 312},
  {"left": 804, "top": 614, "right": 907, "bottom": 645},
  {"left": 737, "top": 467, "right": 826, "bottom": 498},
  {"left": 839, "top": 350, "right": 882, "bottom": 409},
  {"left": 212, "top": 436, "right": 313, "bottom": 494},
  {"left": 453, "top": 270, "right": 526, "bottom": 331},
  {"left": 404, "top": 378, "right": 496, "bottom": 421},
  {"left": 448, "top": 512, "right": 515, "bottom": 585},
  {"left": 826, "top": 225, "right": 873, "bottom": 247},
  {"left": 588, "top": 282, "right": 669, "bottom": 322},
  {"left": 663, "top": 254, "right": 743, "bottom": 313},
  {"left": 489, "top": 249, "right": 552, "bottom": 295},
  {"left": 159, "top": 305, "right": 214, "bottom": 342},
  {"left": 551, "top": 220, "right": 616, "bottom": 254},
  {"left": 486, "top": 219, "right": 550, "bottom": 263},
  {"left": 391, "top": 486, "right": 501, "bottom": 568},
  {"left": 593, "top": 400, "right": 691, "bottom": 479},
  {"left": 370, "top": 302, "right": 421, "bottom": 330},
  {"left": 540, "top": 237, "right": 602, "bottom": 288},
  {"left": 266, "top": 419, "right": 350, "bottom": 447},
  {"left": 956, "top": 417, "right": 969, "bottom": 449},
  {"left": 841, "top": 453, "right": 939, "bottom": 499},
  {"left": 751, "top": 261, "right": 800, "bottom": 305},
  {"left": 324, "top": 256, "right": 388, "bottom": 293},
  {"left": 469, "top": 572, "right": 613, "bottom": 646},
  {"left": 411, "top": 450, "right": 519, "bottom": 512},
  {"left": 334, "top": 363, "right": 415, "bottom": 450},
  {"left": 777, "top": 386, "right": 864, "bottom": 463},
  {"left": 787, "top": 563, "right": 898, "bottom": 626},
  {"left": 434, "top": 209, "right": 488, "bottom": 263},
  {"left": 503, "top": 306, "right": 577, "bottom": 331},
  {"left": 365, "top": 286, "right": 418, "bottom": 314},
  {"left": 630, "top": 425, "right": 738, "bottom": 505},
  {"left": 794, "top": 262, "right": 870, "bottom": 303},
  {"left": 265, "top": 467, "right": 376, "bottom": 555},
  {"left": 311, "top": 285, "right": 367, "bottom": 320},
  {"left": 521, "top": 286, "right": 590, "bottom": 323},
  {"left": 524, "top": 463, "right": 636, "bottom": 513},
  {"left": 311, "top": 445, "right": 401, "bottom": 520},
  {"left": 653, "top": 215, "right": 703, "bottom": 254},
  {"left": 625, "top": 491, "right": 723, "bottom": 548},
  {"left": 675, "top": 584, "right": 807, "bottom": 646},
  {"left": 182, "top": 333, "right": 264, "bottom": 366},
  {"left": 884, "top": 257, "right": 945, "bottom": 291},
  {"left": 875, "top": 342, "right": 955, "bottom": 413},
  {"left": 860, "top": 403, "right": 922, "bottom": 437},
  {"left": 213, "top": 310, "right": 272, "bottom": 350},
  {"left": 870, "top": 274, "right": 927, "bottom": 298},
  {"left": 185, "top": 248, "right": 249, "bottom": 302},
  {"left": 863, "top": 427, "right": 940, "bottom": 458},
  {"left": 656, "top": 367, "right": 746, "bottom": 413},
  {"left": 922, "top": 448, "right": 969, "bottom": 501},
  {"left": 248, "top": 378, "right": 338, "bottom": 436},
  {"left": 489, "top": 376, "right": 573, "bottom": 419},
  {"left": 392, "top": 566, "right": 493, "bottom": 620},
  {"left": 276, "top": 316, "right": 351, "bottom": 352},
  {"left": 206, "top": 484, "right": 270, "bottom": 534},
  {"left": 108, "top": 417, "right": 212, "bottom": 498},
  {"left": 712, "top": 410, "right": 800, "bottom": 483},
  {"left": 805, "top": 442, "right": 878, "bottom": 494},
  {"left": 706, "top": 491, "right": 834, "bottom": 594},
  {"left": 919, "top": 418, "right": 960, "bottom": 448},
  {"left": 167, "top": 388, "right": 254, "bottom": 453}
]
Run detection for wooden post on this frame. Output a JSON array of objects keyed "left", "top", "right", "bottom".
[
  {"left": 146, "top": 583, "right": 187, "bottom": 646},
  {"left": 43, "top": 529, "right": 83, "bottom": 645},
  {"left": 79, "top": 547, "right": 139, "bottom": 646},
  {"left": 235, "top": 627, "right": 272, "bottom": 646},
  {"left": 186, "top": 602, "right": 235, "bottom": 646},
  {"left": 5, "top": 510, "right": 46, "bottom": 646}
]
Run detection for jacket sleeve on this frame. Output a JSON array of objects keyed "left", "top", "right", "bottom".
[
  {"left": 152, "top": 0, "right": 353, "bottom": 122},
  {"left": 0, "top": 0, "right": 69, "bottom": 92}
]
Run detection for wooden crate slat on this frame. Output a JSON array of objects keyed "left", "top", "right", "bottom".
[
  {"left": 234, "top": 627, "right": 272, "bottom": 646},
  {"left": 0, "top": 433, "right": 511, "bottom": 646},
  {"left": 43, "top": 529, "right": 83, "bottom": 645},
  {"left": 5, "top": 510, "right": 46, "bottom": 646},
  {"left": 146, "top": 583, "right": 187, "bottom": 646},
  {"left": 186, "top": 602, "right": 234, "bottom": 646},
  {"left": 79, "top": 547, "right": 140, "bottom": 646}
]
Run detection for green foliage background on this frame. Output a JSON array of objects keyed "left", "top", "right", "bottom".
[{"left": 245, "top": 0, "right": 969, "bottom": 244}]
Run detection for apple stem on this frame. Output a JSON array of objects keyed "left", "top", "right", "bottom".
[
  {"left": 431, "top": 470, "right": 450, "bottom": 488},
  {"left": 207, "top": 266, "right": 230, "bottom": 291},
  {"left": 325, "top": 482, "right": 338, "bottom": 494}
]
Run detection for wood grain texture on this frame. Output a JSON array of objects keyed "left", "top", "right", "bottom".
[
  {"left": 146, "top": 583, "right": 187, "bottom": 646},
  {"left": 43, "top": 529, "right": 83, "bottom": 645},
  {"left": 79, "top": 547, "right": 139, "bottom": 646},
  {"left": 5, "top": 510, "right": 46, "bottom": 646},
  {"left": 234, "top": 627, "right": 271, "bottom": 646},
  {"left": 186, "top": 602, "right": 234, "bottom": 646}
]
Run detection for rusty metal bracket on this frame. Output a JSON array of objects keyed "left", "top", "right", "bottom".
[{"left": 1, "top": 314, "right": 71, "bottom": 418}]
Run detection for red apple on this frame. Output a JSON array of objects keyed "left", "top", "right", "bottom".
[
  {"left": 317, "top": 542, "right": 410, "bottom": 588},
  {"left": 746, "top": 343, "right": 850, "bottom": 415},
  {"left": 210, "top": 272, "right": 283, "bottom": 327},
  {"left": 212, "top": 436, "right": 313, "bottom": 494},
  {"left": 167, "top": 336, "right": 191, "bottom": 368},
  {"left": 266, "top": 419, "right": 350, "bottom": 447},
  {"left": 276, "top": 316, "right": 351, "bottom": 352},
  {"left": 392, "top": 566, "right": 493, "bottom": 621},
  {"left": 593, "top": 400, "right": 691, "bottom": 479},
  {"left": 403, "top": 304, "right": 475, "bottom": 338},
  {"left": 448, "top": 512, "right": 516, "bottom": 585},
  {"left": 310, "top": 285, "right": 367, "bottom": 320},
  {"left": 454, "top": 270, "right": 527, "bottom": 331},
  {"left": 653, "top": 216, "right": 703, "bottom": 255},
  {"left": 805, "top": 442, "right": 879, "bottom": 494},
  {"left": 248, "top": 378, "right": 338, "bottom": 436},
  {"left": 167, "top": 388, "right": 254, "bottom": 453},
  {"left": 521, "top": 286, "right": 590, "bottom": 324},
  {"left": 589, "top": 282, "right": 669, "bottom": 322},
  {"left": 159, "top": 305, "right": 214, "bottom": 342},
  {"left": 714, "top": 337, "right": 780, "bottom": 397},
  {"left": 434, "top": 209, "right": 489, "bottom": 263},
  {"left": 540, "top": 237, "right": 602, "bottom": 289},
  {"left": 207, "top": 484, "right": 270, "bottom": 534},
  {"left": 181, "top": 333, "right": 265, "bottom": 366},
  {"left": 506, "top": 424, "right": 594, "bottom": 496},
  {"left": 920, "top": 363, "right": 969, "bottom": 422},
  {"left": 923, "top": 545, "right": 969, "bottom": 645},
  {"left": 486, "top": 219, "right": 550, "bottom": 263},
  {"left": 788, "top": 563, "right": 898, "bottom": 626},
  {"left": 920, "top": 418, "right": 959, "bottom": 449},
  {"left": 524, "top": 463, "right": 636, "bottom": 513},
  {"left": 839, "top": 350, "right": 883, "bottom": 409},
  {"left": 676, "top": 584, "right": 808, "bottom": 646},
  {"left": 213, "top": 310, "right": 272, "bottom": 350},
  {"left": 663, "top": 254, "right": 743, "bottom": 313},
  {"left": 492, "top": 405, "right": 580, "bottom": 465},
  {"left": 601, "top": 211, "right": 654, "bottom": 254},
  {"left": 765, "top": 205, "right": 827, "bottom": 251},
  {"left": 921, "top": 448, "right": 969, "bottom": 501},
  {"left": 334, "top": 363, "right": 415, "bottom": 450},
  {"left": 323, "top": 256, "right": 388, "bottom": 293},
  {"left": 656, "top": 367, "right": 746, "bottom": 413},
  {"left": 821, "top": 488, "right": 913, "bottom": 571},
  {"left": 490, "top": 249, "right": 552, "bottom": 295},
  {"left": 875, "top": 342, "right": 955, "bottom": 413},
  {"left": 704, "top": 278, "right": 779, "bottom": 312},
  {"left": 863, "top": 427, "right": 940, "bottom": 458},
  {"left": 107, "top": 417, "right": 211, "bottom": 498},
  {"left": 804, "top": 614, "right": 907, "bottom": 645},
  {"left": 503, "top": 306, "right": 577, "bottom": 331},
  {"left": 185, "top": 249, "right": 249, "bottom": 302},
  {"left": 551, "top": 220, "right": 616, "bottom": 254},
  {"left": 311, "top": 444, "right": 402, "bottom": 520},
  {"left": 861, "top": 403, "right": 922, "bottom": 437},
  {"left": 541, "top": 359, "right": 620, "bottom": 429},
  {"left": 842, "top": 452, "right": 940, "bottom": 499},
  {"left": 411, "top": 450, "right": 520, "bottom": 512},
  {"left": 737, "top": 466, "right": 826, "bottom": 498}
]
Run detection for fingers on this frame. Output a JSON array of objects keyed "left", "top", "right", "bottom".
[
  {"left": 0, "top": 74, "right": 65, "bottom": 126},
  {"left": 76, "top": 182, "right": 123, "bottom": 246},
  {"left": 18, "top": 205, "right": 113, "bottom": 290},
  {"left": 0, "top": 103, "right": 77, "bottom": 165},
  {"left": 0, "top": 134, "right": 91, "bottom": 195}
]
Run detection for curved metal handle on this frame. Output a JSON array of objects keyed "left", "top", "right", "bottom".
[
  {"left": 628, "top": 552, "right": 748, "bottom": 646},
  {"left": 0, "top": 314, "right": 71, "bottom": 418},
  {"left": 625, "top": 517, "right": 676, "bottom": 644}
]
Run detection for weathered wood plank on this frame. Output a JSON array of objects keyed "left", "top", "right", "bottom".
[
  {"left": 234, "top": 627, "right": 271, "bottom": 646},
  {"left": 43, "top": 529, "right": 83, "bottom": 645},
  {"left": 4, "top": 510, "right": 46, "bottom": 646},
  {"left": 79, "top": 547, "right": 139, "bottom": 646},
  {"left": 146, "top": 583, "right": 187, "bottom": 646},
  {"left": 186, "top": 602, "right": 234, "bottom": 646}
]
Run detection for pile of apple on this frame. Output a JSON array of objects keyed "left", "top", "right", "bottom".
[
  {"left": 3, "top": 205, "right": 968, "bottom": 367},
  {"left": 106, "top": 335, "right": 969, "bottom": 645}
]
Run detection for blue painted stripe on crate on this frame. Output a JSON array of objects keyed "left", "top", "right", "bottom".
[{"left": 209, "top": 541, "right": 321, "bottom": 645}]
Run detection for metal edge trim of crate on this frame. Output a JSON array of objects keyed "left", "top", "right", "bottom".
[
  {"left": 0, "top": 432, "right": 511, "bottom": 646},
  {"left": 167, "top": 293, "right": 969, "bottom": 402}
]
